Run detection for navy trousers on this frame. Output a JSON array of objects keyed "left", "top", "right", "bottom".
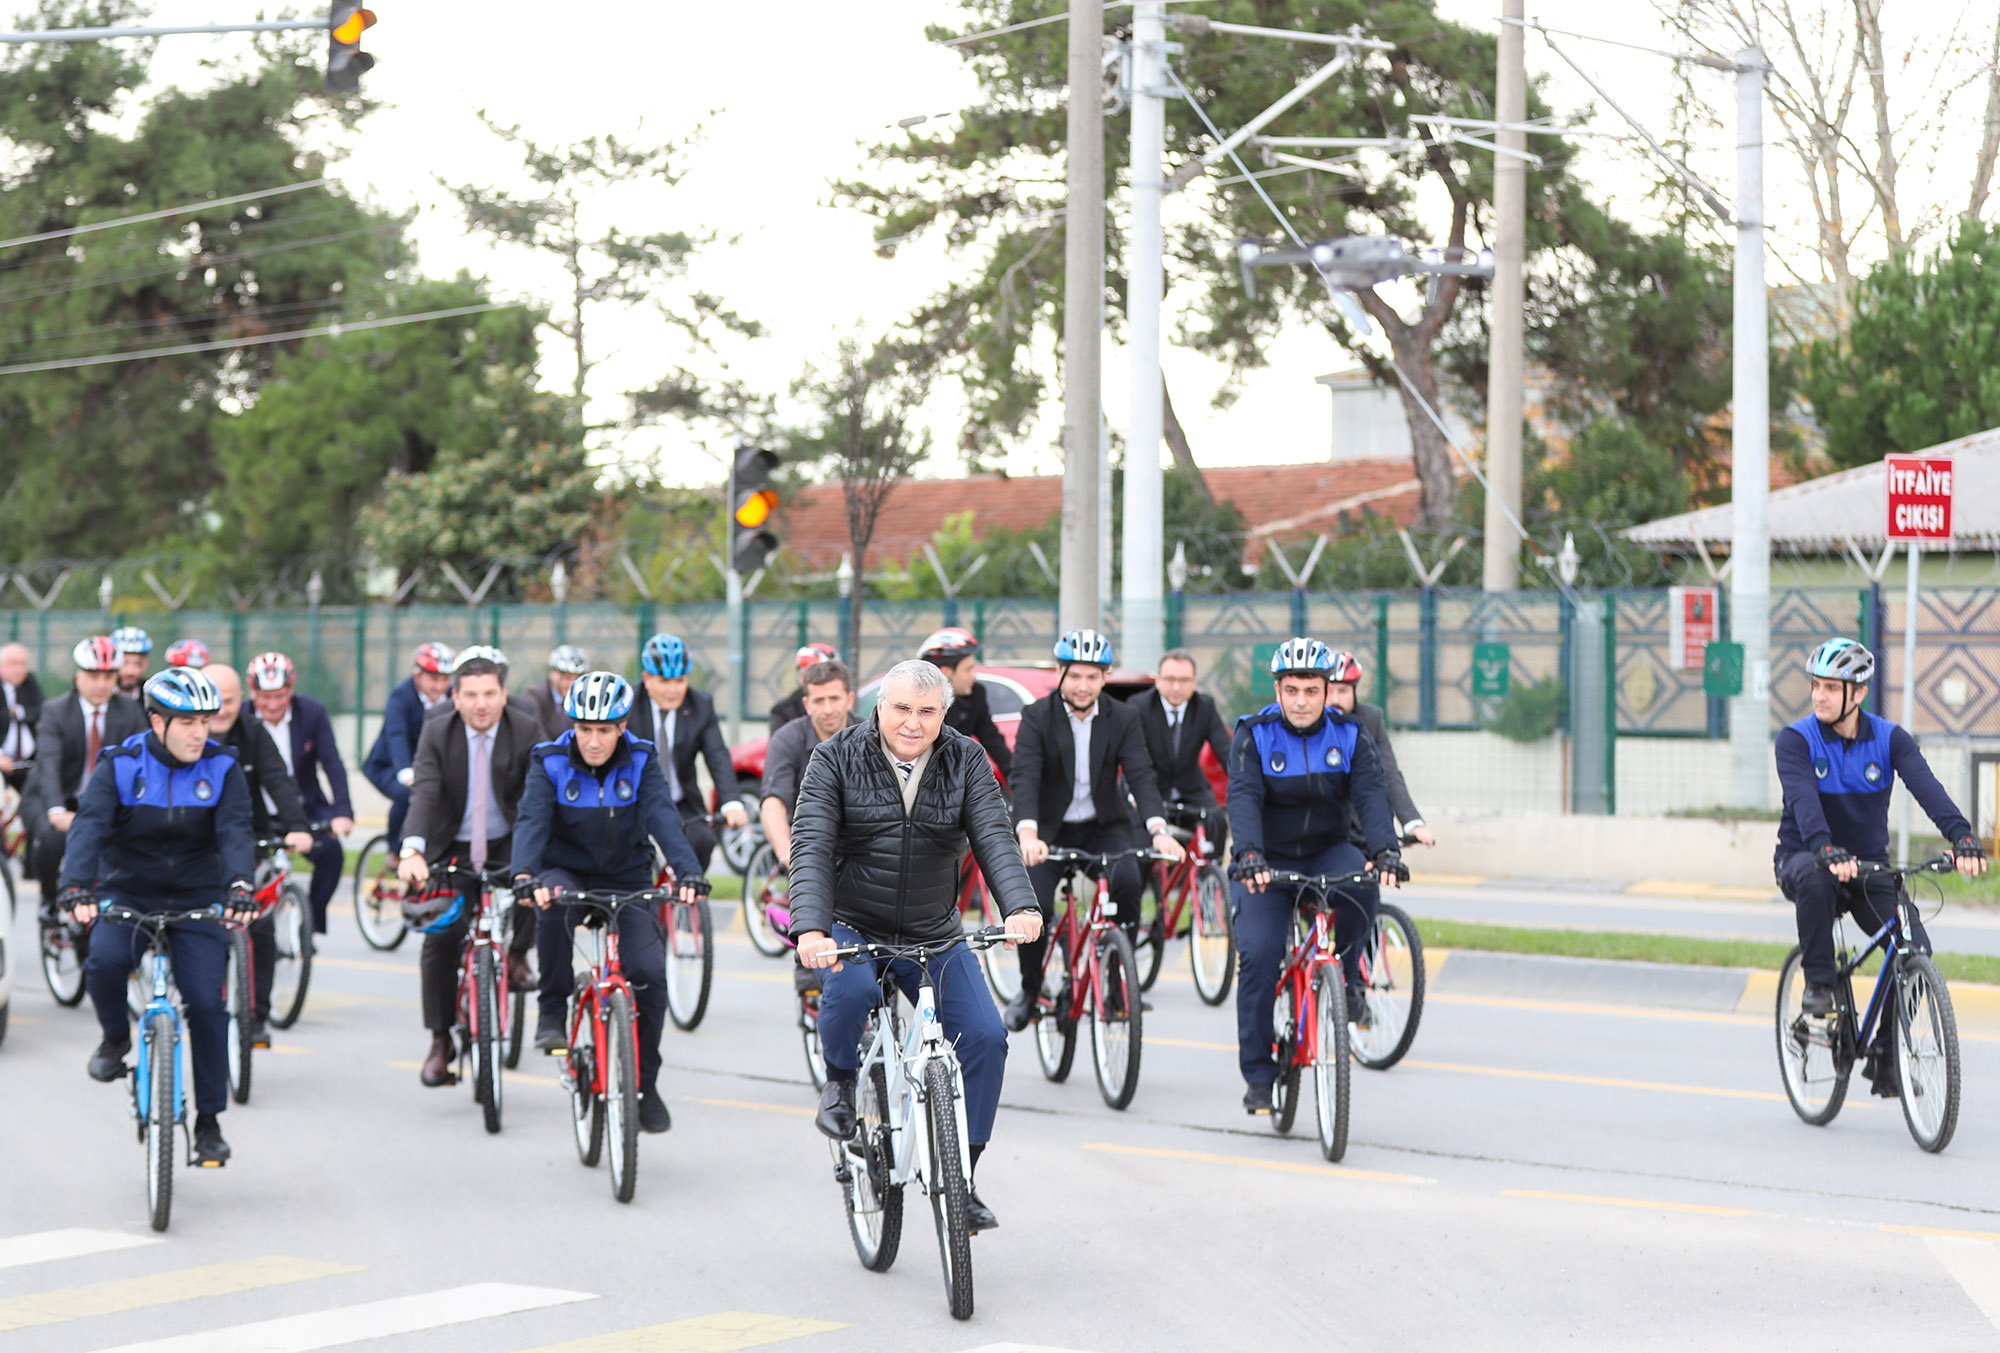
[
  {"left": 304, "top": 832, "right": 345, "bottom": 934},
  {"left": 817, "top": 921, "right": 1009, "bottom": 1145},
  {"left": 1778, "top": 850, "right": 1929, "bottom": 1052},
  {"left": 534, "top": 867, "right": 671, "bottom": 1090},
  {"left": 85, "top": 895, "right": 230, "bottom": 1114},
  {"left": 384, "top": 786, "right": 411, "bottom": 851},
  {"left": 1230, "top": 840, "right": 1373, "bottom": 1085}
]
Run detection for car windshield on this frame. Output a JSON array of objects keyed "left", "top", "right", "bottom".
[{"left": 855, "top": 673, "right": 1023, "bottom": 718}]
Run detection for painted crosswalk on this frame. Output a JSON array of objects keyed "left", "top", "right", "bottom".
[
  {"left": 0, "top": 1256, "right": 358, "bottom": 1333},
  {"left": 510, "top": 1310, "right": 847, "bottom": 1352},
  {"left": 0, "top": 1228, "right": 158, "bottom": 1271},
  {"left": 87, "top": 1282, "right": 595, "bottom": 1353}
]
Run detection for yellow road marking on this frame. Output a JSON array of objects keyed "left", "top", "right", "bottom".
[
  {"left": 1883, "top": 1224, "right": 2000, "bottom": 1243},
  {"left": 385, "top": 1060, "right": 560, "bottom": 1088},
  {"left": 697, "top": 1097, "right": 815, "bottom": 1118},
  {"left": 7, "top": 1014, "right": 40, "bottom": 1024},
  {"left": 1409, "top": 872, "right": 1484, "bottom": 887},
  {"left": 1148, "top": 1035, "right": 1236, "bottom": 1051},
  {"left": 266, "top": 1044, "right": 310, "bottom": 1055},
  {"left": 0, "top": 1256, "right": 359, "bottom": 1332},
  {"left": 1502, "top": 1189, "right": 1756, "bottom": 1218},
  {"left": 511, "top": 1310, "right": 847, "bottom": 1352},
  {"left": 317, "top": 956, "right": 418, "bottom": 975},
  {"left": 1082, "top": 1142, "right": 1429, "bottom": 1184},
  {"left": 1403, "top": 1059, "right": 1792, "bottom": 1103}
]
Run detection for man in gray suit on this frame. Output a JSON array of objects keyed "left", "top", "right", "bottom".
[{"left": 1326, "top": 650, "right": 1433, "bottom": 847}]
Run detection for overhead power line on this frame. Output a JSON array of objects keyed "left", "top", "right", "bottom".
[{"left": 0, "top": 179, "right": 330, "bottom": 253}]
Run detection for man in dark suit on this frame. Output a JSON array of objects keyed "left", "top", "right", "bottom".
[
  {"left": 524, "top": 644, "right": 588, "bottom": 741},
  {"left": 1326, "top": 649, "right": 1433, "bottom": 848},
  {"left": 628, "top": 632, "right": 748, "bottom": 873},
  {"left": 1129, "top": 647, "right": 1233, "bottom": 830},
  {"left": 363, "top": 642, "right": 455, "bottom": 847},
  {"left": 0, "top": 642, "right": 46, "bottom": 792},
  {"left": 1004, "top": 628, "right": 1183, "bottom": 1030},
  {"left": 24, "top": 637, "right": 146, "bottom": 909},
  {"left": 395, "top": 648, "right": 543, "bottom": 1086},
  {"left": 246, "top": 651, "right": 355, "bottom": 934}
]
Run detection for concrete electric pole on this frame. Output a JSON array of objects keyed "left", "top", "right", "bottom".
[
  {"left": 1728, "top": 48, "right": 1771, "bottom": 809},
  {"left": 1482, "top": 0, "right": 1526, "bottom": 591},
  {"left": 1060, "top": 0, "right": 1106, "bottom": 633},
  {"left": 1120, "top": 0, "right": 1168, "bottom": 670}
]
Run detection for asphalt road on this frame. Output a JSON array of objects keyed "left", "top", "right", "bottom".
[{"left": 7, "top": 887, "right": 2000, "bottom": 1352}]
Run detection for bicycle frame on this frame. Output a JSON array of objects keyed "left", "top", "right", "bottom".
[
  {"left": 131, "top": 941, "right": 186, "bottom": 1135},
  {"left": 561, "top": 895, "right": 650, "bottom": 1102},
  {"left": 1149, "top": 816, "right": 1214, "bottom": 935},
  {"left": 451, "top": 870, "right": 513, "bottom": 1051},
  {"left": 1261, "top": 871, "right": 1374, "bottom": 1068},
  {"left": 1829, "top": 865, "right": 1930, "bottom": 1052},
  {"left": 843, "top": 946, "right": 975, "bottom": 1202},
  {"left": 1043, "top": 858, "right": 1116, "bottom": 1023}
]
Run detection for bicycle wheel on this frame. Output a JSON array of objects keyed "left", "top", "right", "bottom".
[
  {"left": 1351, "top": 902, "right": 1424, "bottom": 1070},
  {"left": 1090, "top": 929, "right": 1144, "bottom": 1110},
  {"left": 924, "top": 1058, "right": 976, "bottom": 1321},
  {"left": 969, "top": 874, "right": 1020, "bottom": 1005},
  {"left": 1189, "top": 865, "right": 1235, "bottom": 1006},
  {"left": 1032, "top": 936, "right": 1077, "bottom": 1083},
  {"left": 1314, "top": 968, "right": 1352, "bottom": 1161},
  {"left": 842, "top": 1060, "right": 903, "bottom": 1272},
  {"left": 664, "top": 897, "right": 713, "bottom": 1031},
  {"left": 1774, "top": 946, "right": 1850, "bottom": 1126},
  {"left": 1895, "top": 953, "right": 1960, "bottom": 1153},
  {"left": 505, "top": 984, "right": 525, "bottom": 1070},
  {"left": 267, "top": 882, "right": 314, "bottom": 1030},
  {"left": 350, "top": 834, "right": 408, "bottom": 952},
  {"left": 1271, "top": 977, "right": 1301, "bottom": 1135},
  {"left": 719, "top": 809, "right": 760, "bottom": 874},
  {"left": 605, "top": 986, "right": 639, "bottom": 1202},
  {"left": 567, "top": 1003, "right": 603, "bottom": 1167},
  {"left": 145, "top": 1010, "right": 176, "bottom": 1232},
  {"left": 1132, "top": 874, "right": 1166, "bottom": 993},
  {"left": 742, "top": 844, "right": 789, "bottom": 958},
  {"left": 39, "top": 907, "right": 87, "bottom": 1006},
  {"left": 801, "top": 991, "right": 826, "bottom": 1089},
  {"left": 225, "top": 927, "right": 253, "bottom": 1106},
  {"left": 474, "top": 946, "right": 503, "bottom": 1134}
]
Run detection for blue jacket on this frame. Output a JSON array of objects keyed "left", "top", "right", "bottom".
[
  {"left": 1775, "top": 712, "right": 1970, "bottom": 863},
  {"left": 509, "top": 730, "right": 705, "bottom": 889},
  {"left": 273, "top": 693, "right": 353, "bottom": 823},
  {"left": 1226, "top": 704, "right": 1394, "bottom": 863},
  {"left": 60, "top": 731, "right": 255, "bottom": 898},
  {"left": 364, "top": 677, "right": 428, "bottom": 799}
]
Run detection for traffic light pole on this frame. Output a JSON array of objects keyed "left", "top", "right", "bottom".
[{"left": 725, "top": 565, "right": 746, "bottom": 744}]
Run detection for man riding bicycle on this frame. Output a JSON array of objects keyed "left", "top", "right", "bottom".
[
  {"left": 920, "top": 627, "right": 1011, "bottom": 780},
  {"left": 1228, "top": 638, "right": 1402, "bottom": 1115},
  {"left": 769, "top": 643, "right": 840, "bottom": 733},
  {"left": 363, "top": 643, "right": 455, "bottom": 850},
  {"left": 510, "top": 671, "right": 709, "bottom": 1135},
  {"left": 1324, "top": 650, "right": 1433, "bottom": 848},
  {"left": 525, "top": 644, "right": 589, "bottom": 741},
  {"left": 1777, "top": 637, "right": 1986, "bottom": 1095},
  {"left": 111, "top": 626, "right": 152, "bottom": 696},
  {"left": 760, "top": 659, "right": 860, "bottom": 996},
  {"left": 627, "top": 633, "right": 749, "bottom": 873},
  {"left": 59, "top": 667, "right": 259, "bottom": 1166},
  {"left": 791, "top": 659, "right": 1040, "bottom": 1233}
]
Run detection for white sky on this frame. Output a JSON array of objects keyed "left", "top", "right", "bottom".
[{"left": 119, "top": 0, "right": 1989, "bottom": 488}]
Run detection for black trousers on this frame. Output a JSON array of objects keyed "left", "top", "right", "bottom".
[
  {"left": 31, "top": 826, "right": 66, "bottom": 905},
  {"left": 303, "top": 832, "right": 345, "bottom": 934},
  {"left": 533, "top": 867, "right": 670, "bottom": 1090},
  {"left": 679, "top": 811, "right": 716, "bottom": 875},
  {"left": 1018, "top": 818, "right": 1141, "bottom": 993},
  {"left": 1778, "top": 850, "right": 1930, "bottom": 1004},
  {"left": 418, "top": 836, "right": 534, "bottom": 1033},
  {"left": 85, "top": 895, "right": 230, "bottom": 1114}
]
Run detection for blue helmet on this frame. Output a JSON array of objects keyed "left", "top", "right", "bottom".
[
  {"left": 641, "top": 633, "right": 690, "bottom": 679},
  {"left": 1808, "top": 637, "right": 1875, "bottom": 685},
  {"left": 1053, "top": 628, "right": 1114, "bottom": 667},
  {"left": 564, "top": 671, "right": 635, "bottom": 723},
  {"left": 112, "top": 625, "right": 152, "bottom": 655},
  {"left": 142, "top": 666, "right": 221, "bottom": 719},
  {"left": 1270, "top": 637, "right": 1336, "bottom": 678}
]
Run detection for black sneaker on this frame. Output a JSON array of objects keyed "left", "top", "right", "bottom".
[
  {"left": 88, "top": 1038, "right": 131, "bottom": 1082},
  {"left": 1001, "top": 989, "right": 1034, "bottom": 1033},
  {"left": 1801, "top": 983, "right": 1836, "bottom": 1018},
  {"left": 815, "top": 1078, "right": 857, "bottom": 1140},
  {"left": 249, "top": 1017, "right": 271, "bottom": 1049},
  {"left": 193, "top": 1113, "right": 231, "bottom": 1167},
  {"left": 639, "top": 1086, "right": 672, "bottom": 1133},
  {"left": 534, "top": 1013, "right": 567, "bottom": 1054},
  {"left": 967, "top": 1188, "right": 998, "bottom": 1233},
  {"left": 1346, "top": 984, "right": 1371, "bottom": 1029},
  {"left": 1242, "top": 1081, "right": 1274, "bottom": 1115}
]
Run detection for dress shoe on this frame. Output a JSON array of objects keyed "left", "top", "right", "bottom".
[
  {"left": 816, "top": 1078, "right": 857, "bottom": 1140},
  {"left": 506, "top": 952, "right": 537, "bottom": 993},
  {"left": 639, "top": 1086, "right": 672, "bottom": 1133},
  {"left": 534, "top": 1012, "right": 567, "bottom": 1053},
  {"left": 967, "top": 1188, "right": 998, "bottom": 1233},
  {"left": 419, "top": 1033, "right": 456, "bottom": 1087},
  {"left": 1001, "top": 989, "right": 1034, "bottom": 1033},
  {"left": 88, "top": 1037, "right": 131, "bottom": 1082}
]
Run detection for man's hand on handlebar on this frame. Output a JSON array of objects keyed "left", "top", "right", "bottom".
[
  {"left": 283, "top": 830, "right": 314, "bottom": 854},
  {"left": 721, "top": 802, "right": 749, "bottom": 831},
  {"left": 1816, "top": 841, "right": 1859, "bottom": 883},
  {"left": 1233, "top": 849, "right": 1272, "bottom": 894},
  {"left": 1002, "top": 909, "right": 1042, "bottom": 948},
  {"left": 679, "top": 877, "right": 709, "bottom": 905},
  {"left": 1954, "top": 836, "right": 1989, "bottom": 879},
  {"left": 1371, "top": 848, "right": 1407, "bottom": 890},
  {"left": 1017, "top": 826, "right": 1048, "bottom": 867},
  {"left": 1408, "top": 824, "right": 1436, "bottom": 847},
  {"left": 58, "top": 885, "right": 96, "bottom": 925},
  {"left": 224, "top": 882, "right": 261, "bottom": 924},
  {"left": 1150, "top": 830, "right": 1186, "bottom": 865},
  {"left": 797, "top": 930, "right": 841, "bottom": 973},
  {"left": 397, "top": 852, "right": 430, "bottom": 888}
]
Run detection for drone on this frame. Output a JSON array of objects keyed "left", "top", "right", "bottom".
[{"left": 1234, "top": 236, "right": 1495, "bottom": 331}]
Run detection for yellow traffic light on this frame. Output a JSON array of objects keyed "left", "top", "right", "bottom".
[
  {"left": 332, "top": 6, "right": 374, "bottom": 43},
  {"left": 733, "top": 488, "right": 778, "bottom": 529}
]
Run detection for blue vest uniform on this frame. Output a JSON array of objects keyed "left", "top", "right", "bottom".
[
  {"left": 61, "top": 731, "right": 254, "bottom": 899},
  {"left": 1227, "top": 704, "right": 1393, "bottom": 863},
  {"left": 510, "top": 730, "right": 703, "bottom": 889}
]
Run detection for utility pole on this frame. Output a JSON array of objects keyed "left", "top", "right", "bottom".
[
  {"left": 1060, "top": 0, "right": 1105, "bottom": 633},
  {"left": 1121, "top": 0, "right": 1167, "bottom": 669},
  {"left": 1482, "top": 0, "right": 1526, "bottom": 591},
  {"left": 1728, "top": 47, "right": 1771, "bottom": 809}
]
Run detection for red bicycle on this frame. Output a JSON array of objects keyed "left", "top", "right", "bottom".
[
  {"left": 1029, "top": 847, "right": 1162, "bottom": 1110},
  {"left": 1134, "top": 803, "right": 1234, "bottom": 1004},
  {"left": 248, "top": 830, "right": 318, "bottom": 1032},
  {"left": 440, "top": 862, "right": 519, "bottom": 1134}
]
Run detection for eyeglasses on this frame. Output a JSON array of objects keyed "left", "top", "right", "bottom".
[{"left": 884, "top": 700, "right": 943, "bottom": 721}]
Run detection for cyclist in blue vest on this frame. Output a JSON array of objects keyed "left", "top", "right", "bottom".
[
  {"left": 58, "top": 667, "right": 258, "bottom": 1167},
  {"left": 508, "top": 671, "right": 710, "bottom": 1135},
  {"left": 1776, "top": 637, "right": 1986, "bottom": 1091},
  {"left": 1227, "top": 638, "right": 1402, "bottom": 1115}
]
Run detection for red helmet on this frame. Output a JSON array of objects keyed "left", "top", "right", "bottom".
[
  {"left": 247, "top": 651, "right": 295, "bottom": 692},
  {"left": 795, "top": 642, "right": 839, "bottom": 671},
  {"left": 1326, "top": 650, "right": 1364, "bottom": 684},
  {"left": 164, "top": 639, "right": 210, "bottom": 668},
  {"left": 919, "top": 627, "right": 979, "bottom": 665},
  {"left": 412, "top": 642, "right": 455, "bottom": 675},
  {"left": 72, "top": 636, "right": 119, "bottom": 672}
]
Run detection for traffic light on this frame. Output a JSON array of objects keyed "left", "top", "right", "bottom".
[
  {"left": 326, "top": 3, "right": 376, "bottom": 92},
  {"left": 729, "top": 447, "right": 781, "bottom": 576}
]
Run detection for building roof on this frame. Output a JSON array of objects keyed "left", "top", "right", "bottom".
[{"left": 1622, "top": 427, "right": 2000, "bottom": 551}]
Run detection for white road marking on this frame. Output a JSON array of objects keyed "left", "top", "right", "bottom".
[
  {"left": 86, "top": 1282, "right": 596, "bottom": 1353},
  {"left": 1927, "top": 1236, "right": 2000, "bottom": 1333},
  {"left": 0, "top": 1229, "right": 157, "bottom": 1271}
]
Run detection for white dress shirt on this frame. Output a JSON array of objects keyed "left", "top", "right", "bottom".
[
  {"left": 1062, "top": 702, "right": 1097, "bottom": 823},
  {"left": 3, "top": 680, "right": 34, "bottom": 761},
  {"left": 456, "top": 725, "right": 510, "bottom": 844},
  {"left": 653, "top": 701, "right": 682, "bottom": 801},
  {"left": 260, "top": 709, "right": 294, "bottom": 817}
]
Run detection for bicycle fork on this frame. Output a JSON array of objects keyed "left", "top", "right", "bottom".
[{"left": 905, "top": 983, "right": 970, "bottom": 1200}]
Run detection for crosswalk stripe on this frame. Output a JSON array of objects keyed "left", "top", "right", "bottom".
[
  {"left": 0, "top": 1256, "right": 358, "bottom": 1333},
  {"left": 510, "top": 1310, "right": 847, "bottom": 1352},
  {"left": 0, "top": 1229, "right": 158, "bottom": 1271},
  {"left": 86, "top": 1282, "right": 595, "bottom": 1353}
]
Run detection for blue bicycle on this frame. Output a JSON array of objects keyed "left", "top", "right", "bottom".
[
  {"left": 100, "top": 903, "right": 223, "bottom": 1231},
  {"left": 1775, "top": 854, "right": 1961, "bottom": 1152}
]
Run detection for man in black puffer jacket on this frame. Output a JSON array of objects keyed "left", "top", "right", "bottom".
[{"left": 791, "top": 659, "right": 1040, "bottom": 1234}]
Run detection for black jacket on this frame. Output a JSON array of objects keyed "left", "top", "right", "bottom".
[
  {"left": 787, "top": 722, "right": 1035, "bottom": 945},
  {"left": 217, "top": 716, "right": 309, "bottom": 838},
  {"left": 0, "top": 671, "right": 45, "bottom": 751},
  {"left": 1345, "top": 701, "right": 1421, "bottom": 846},
  {"left": 24, "top": 689, "right": 146, "bottom": 826},
  {"left": 1129, "top": 687, "right": 1232, "bottom": 808},
  {"left": 943, "top": 679, "right": 1012, "bottom": 781},
  {"left": 524, "top": 679, "right": 570, "bottom": 742},
  {"left": 768, "top": 688, "right": 806, "bottom": 735},
  {"left": 401, "top": 706, "right": 542, "bottom": 862},
  {"left": 628, "top": 687, "right": 741, "bottom": 817},
  {"left": 1009, "top": 691, "right": 1167, "bottom": 834}
]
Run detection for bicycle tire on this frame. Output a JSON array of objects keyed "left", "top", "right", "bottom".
[
  {"left": 924, "top": 1057, "right": 976, "bottom": 1321},
  {"left": 1895, "top": 952, "right": 1960, "bottom": 1153},
  {"left": 567, "top": 1004, "right": 603, "bottom": 1167},
  {"left": 1090, "top": 929, "right": 1144, "bottom": 1110},
  {"left": 1271, "top": 977, "right": 1301, "bottom": 1136},
  {"left": 742, "top": 844, "right": 789, "bottom": 958},
  {"left": 225, "top": 927, "right": 253, "bottom": 1106},
  {"left": 40, "top": 908, "right": 88, "bottom": 1006},
  {"left": 350, "top": 834, "right": 408, "bottom": 952},
  {"left": 969, "top": 873, "right": 1020, "bottom": 1005},
  {"left": 267, "top": 882, "right": 314, "bottom": 1030},
  {"left": 1351, "top": 901, "right": 1424, "bottom": 1070},
  {"left": 1132, "top": 874, "right": 1166, "bottom": 993},
  {"left": 1032, "top": 933, "right": 1078, "bottom": 1083},
  {"left": 505, "top": 984, "right": 526, "bottom": 1069},
  {"left": 1773, "top": 946, "right": 1850, "bottom": 1126},
  {"left": 1189, "top": 865, "right": 1235, "bottom": 1006},
  {"left": 145, "top": 1009, "right": 176, "bottom": 1232},
  {"left": 1314, "top": 967, "right": 1352, "bottom": 1161},
  {"left": 843, "top": 1060, "right": 903, "bottom": 1272},
  {"left": 801, "top": 991, "right": 826, "bottom": 1089},
  {"left": 475, "top": 946, "right": 503, "bottom": 1134},
  {"left": 665, "top": 897, "right": 713, "bottom": 1031},
  {"left": 605, "top": 986, "right": 639, "bottom": 1202}
]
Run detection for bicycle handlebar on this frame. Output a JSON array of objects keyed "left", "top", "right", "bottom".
[
  {"left": 549, "top": 886, "right": 676, "bottom": 915},
  {"left": 1852, "top": 853, "right": 1955, "bottom": 877},
  {"left": 98, "top": 903, "right": 225, "bottom": 928},
  {"left": 830, "top": 925, "right": 1008, "bottom": 962},
  {"left": 1043, "top": 847, "right": 1170, "bottom": 868}
]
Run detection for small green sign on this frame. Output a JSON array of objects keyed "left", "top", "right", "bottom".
[
  {"left": 1252, "top": 643, "right": 1281, "bottom": 679},
  {"left": 1471, "top": 641, "right": 1511, "bottom": 699},
  {"left": 1703, "top": 641, "right": 1744, "bottom": 698}
]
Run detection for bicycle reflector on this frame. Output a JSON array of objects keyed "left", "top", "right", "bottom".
[
  {"left": 326, "top": 3, "right": 376, "bottom": 92},
  {"left": 729, "top": 446, "right": 781, "bottom": 575}
]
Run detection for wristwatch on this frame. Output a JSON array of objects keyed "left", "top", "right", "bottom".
[{"left": 398, "top": 845, "right": 423, "bottom": 860}]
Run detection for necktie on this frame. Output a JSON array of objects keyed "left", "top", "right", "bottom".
[
  {"left": 895, "top": 759, "right": 916, "bottom": 785},
  {"left": 661, "top": 708, "right": 682, "bottom": 801},
  {"left": 470, "top": 732, "right": 490, "bottom": 869},
  {"left": 1169, "top": 709, "right": 1182, "bottom": 758},
  {"left": 83, "top": 707, "right": 102, "bottom": 785}
]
